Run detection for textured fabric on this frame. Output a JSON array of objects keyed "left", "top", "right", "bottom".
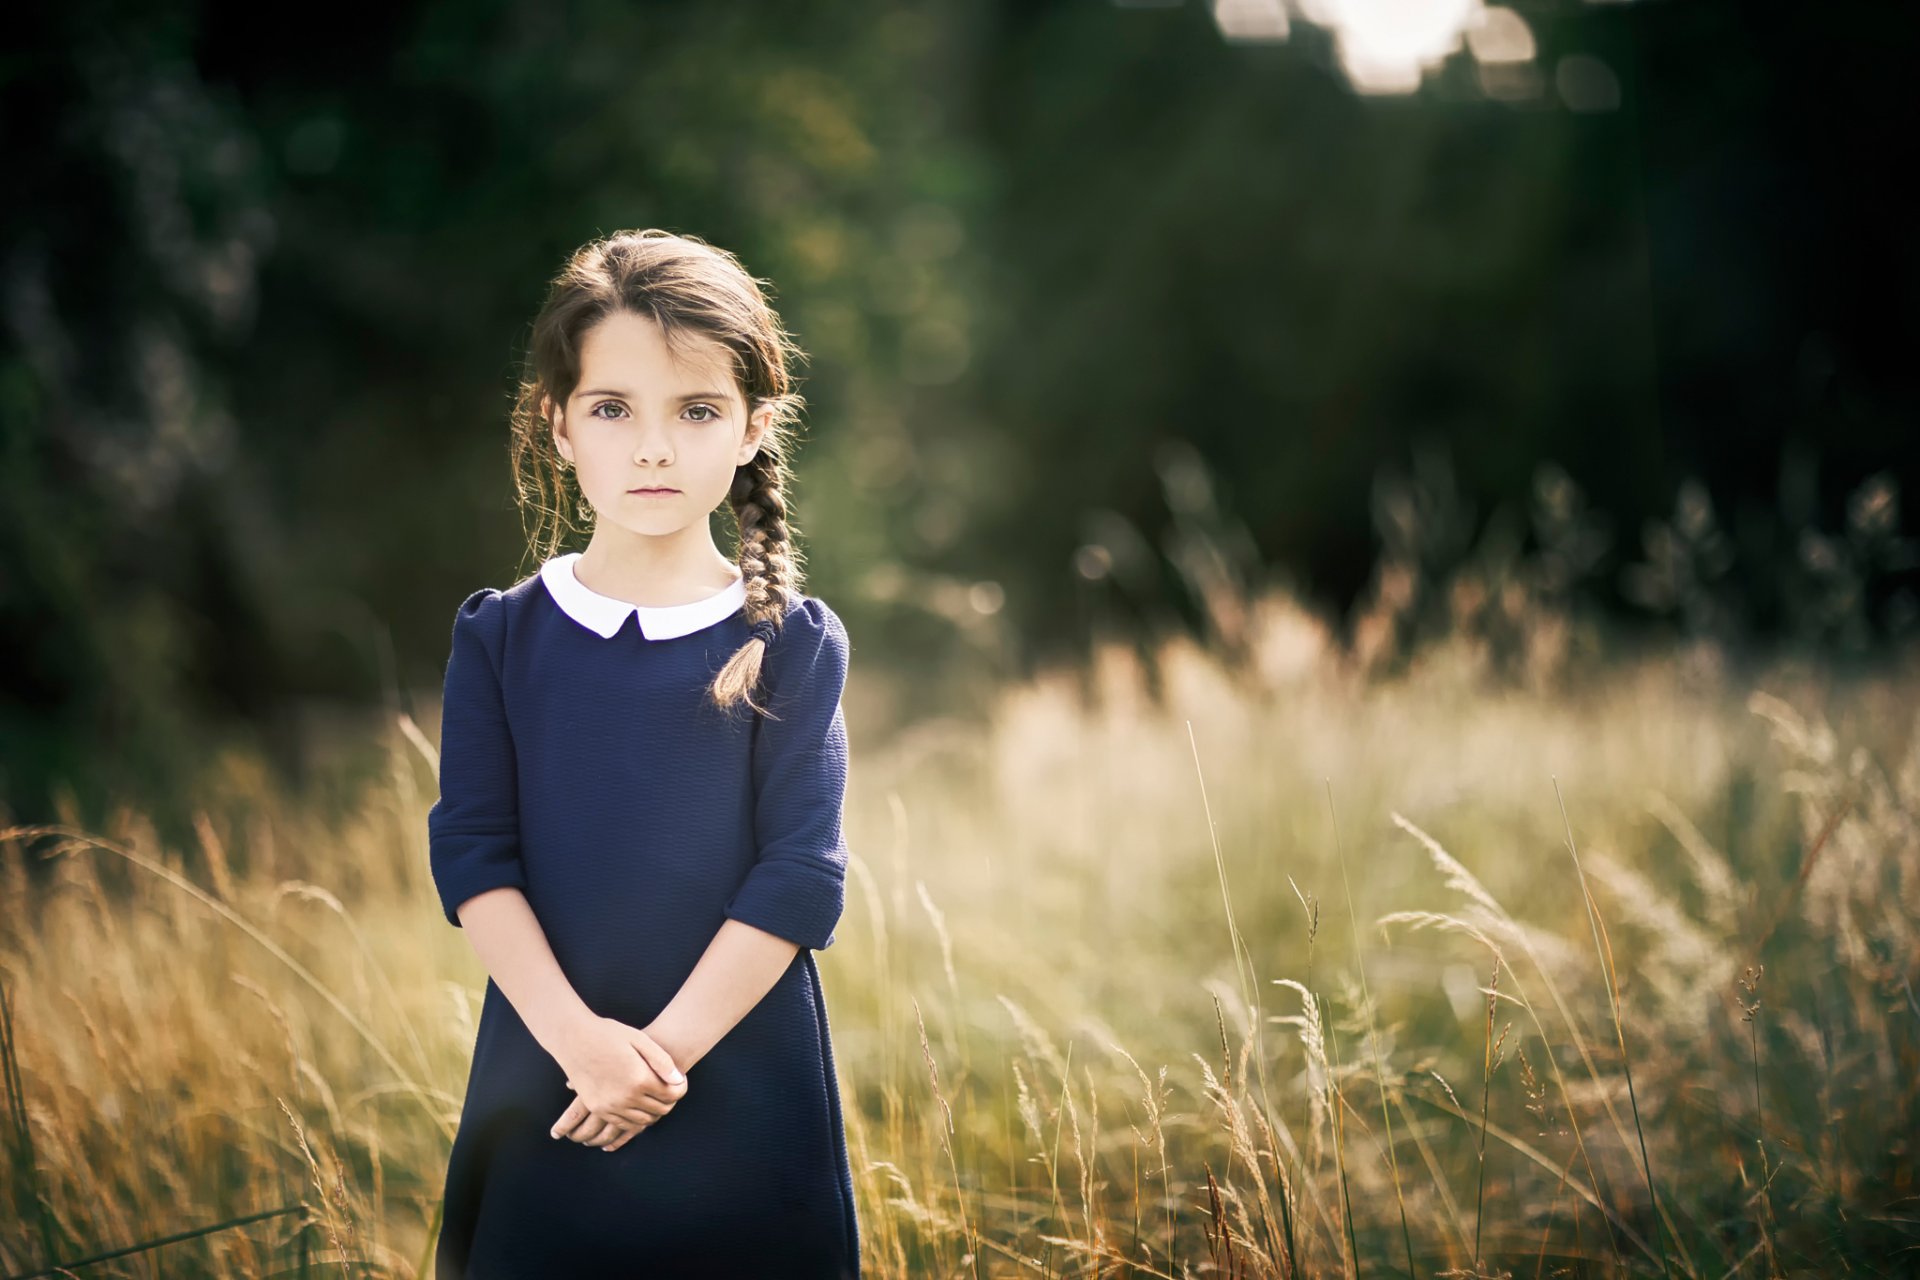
[{"left": 427, "top": 568, "right": 859, "bottom": 1278}]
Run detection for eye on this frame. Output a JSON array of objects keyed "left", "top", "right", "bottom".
[
  {"left": 590, "top": 401, "right": 626, "bottom": 420},
  {"left": 686, "top": 404, "right": 720, "bottom": 423}
]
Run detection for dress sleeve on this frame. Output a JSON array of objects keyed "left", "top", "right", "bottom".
[
  {"left": 427, "top": 587, "right": 528, "bottom": 927},
  {"left": 724, "top": 596, "right": 852, "bottom": 951}
]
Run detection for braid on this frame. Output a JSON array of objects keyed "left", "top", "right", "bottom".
[{"left": 709, "top": 448, "right": 804, "bottom": 717}]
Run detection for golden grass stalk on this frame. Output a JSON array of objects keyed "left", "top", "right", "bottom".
[
  {"left": 1388, "top": 812, "right": 1633, "bottom": 1274},
  {"left": 1473, "top": 957, "right": 1511, "bottom": 1269},
  {"left": 911, "top": 996, "right": 979, "bottom": 1280},
  {"left": 1324, "top": 778, "right": 1417, "bottom": 1279},
  {"left": 1736, "top": 965, "right": 1778, "bottom": 1278},
  {"left": 1185, "top": 721, "right": 1332, "bottom": 1260},
  {"left": 910, "top": 997, "right": 983, "bottom": 1280},
  {"left": 1267, "top": 972, "right": 1348, "bottom": 1276},
  {"left": 1549, "top": 779, "right": 1676, "bottom": 1280}
]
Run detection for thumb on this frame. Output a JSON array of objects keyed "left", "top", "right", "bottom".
[{"left": 632, "top": 1032, "right": 685, "bottom": 1085}]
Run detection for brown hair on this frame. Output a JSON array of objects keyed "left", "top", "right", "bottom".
[{"left": 507, "top": 228, "right": 810, "bottom": 716}]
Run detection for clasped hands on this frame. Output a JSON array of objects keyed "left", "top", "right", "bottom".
[{"left": 549, "top": 1014, "right": 690, "bottom": 1153}]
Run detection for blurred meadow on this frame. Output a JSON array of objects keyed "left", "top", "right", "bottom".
[
  {"left": 6, "top": 528, "right": 1919, "bottom": 1277},
  {"left": 5, "top": 0, "right": 1920, "bottom": 1277}
]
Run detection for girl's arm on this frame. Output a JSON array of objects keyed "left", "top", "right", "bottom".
[
  {"left": 428, "top": 589, "right": 528, "bottom": 928},
  {"left": 426, "top": 589, "right": 598, "bottom": 1059},
  {"left": 651, "top": 597, "right": 854, "bottom": 1068},
  {"left": 454, "top": 885, "right": 600, "bottom": 1059},
  {"left": 646, "top": 919, "right": 800, "bottom": 1070}
]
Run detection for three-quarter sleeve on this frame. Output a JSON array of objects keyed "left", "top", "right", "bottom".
[
  {"left": 427, "top": 587, "right": 527, "bottom": 927},
  {"left": 724, "top": 597, "right": 852, "bottom": 951}
]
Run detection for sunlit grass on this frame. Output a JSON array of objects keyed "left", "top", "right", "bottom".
[{"left": 2, "top": 585, "right": 1916, "bottom": 1277}]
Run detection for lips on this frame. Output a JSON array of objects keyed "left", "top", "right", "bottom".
[{"left": 630, "top": 487, "right": 679, "bottom": 495}]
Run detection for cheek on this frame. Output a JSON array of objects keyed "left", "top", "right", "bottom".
[{"left": 580, "top": 434, "right": 628, "bottom": 469}]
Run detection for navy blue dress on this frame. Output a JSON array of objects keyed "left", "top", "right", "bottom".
[{"left": 427, "top": 563, "right": 860, "bottom": 1279}]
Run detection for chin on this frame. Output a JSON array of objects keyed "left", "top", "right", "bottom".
[{"left": 609, "top": 513, "right": 701, "bottom": 538}]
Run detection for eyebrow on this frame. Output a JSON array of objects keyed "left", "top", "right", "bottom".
[{"left": 576, "top": 389, "right": 729, "bottom": 403}]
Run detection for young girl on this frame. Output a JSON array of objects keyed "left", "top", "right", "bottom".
[{"left": 427, "top": 229, "right": 860, "bottom": 1278}]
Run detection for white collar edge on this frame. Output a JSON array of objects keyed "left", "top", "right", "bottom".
[{"left": 539, "top": 553, "right": 748, "bottom": 640}]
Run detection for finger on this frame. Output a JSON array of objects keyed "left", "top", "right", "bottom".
[
  {"left": 640, "top": 1073, "right": 688, "bottom": 1105},
  {"left": 631, "top": 1035, "right": 686, "bottom": 1089},
  {"left": 573, "top": 1114, "right": 614, "bottom": 1146},
  {"left": 626, "top": 1093, "right": 676, "bottom": 1118},
  {"left": 615, "top": 1102, "right": 666, "bottom": 1127},
  {"left": 550, "top": 1098, "right": 590, "bottom": 1140},
  {"left": 583, "top": 1119, "right": 624, "bottom": 1148},
  {"left": 604, "top": 1123, "right": 645, "bottom": 1152}
]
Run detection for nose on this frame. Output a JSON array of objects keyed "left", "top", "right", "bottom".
[{"left": 630, "top": 415, "right": 674, "bottom": 466}]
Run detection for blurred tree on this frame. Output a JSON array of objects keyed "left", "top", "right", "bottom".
[
  {"left": 3, "top": 2, "right": 281, "bottom": 842},
  {"left": 948, "top": 0, "right": 1916, "bottom": 666},
  {"left": 4, "top": 0, "right": 1916, "bottom": 837},
  {"left": 2, "top": 0, "right": 997, "bottom": 834}
]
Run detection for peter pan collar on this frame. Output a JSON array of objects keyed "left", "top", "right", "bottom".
[{"left": 539, "top": 552, "right": 748, "bottom": 640}]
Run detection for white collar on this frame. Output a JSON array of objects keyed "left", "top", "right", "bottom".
[{"left": 539, "top": 553, "right": 748, "bottom": 640}]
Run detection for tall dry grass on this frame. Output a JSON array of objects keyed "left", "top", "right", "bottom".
[{"left": 2, "top": 580, "right": 1917, "bottom": 1277}]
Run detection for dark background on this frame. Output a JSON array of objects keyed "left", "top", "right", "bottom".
[{"left": 4, "top": 0, "right": 1915, "bottom": 841}]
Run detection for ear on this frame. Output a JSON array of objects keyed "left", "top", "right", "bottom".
[
  {"left": 546, "top": 394, "right": 575, "bottom": 465},
  {"left": 738, "top": 402, "right": 775, "bottom": 466}
]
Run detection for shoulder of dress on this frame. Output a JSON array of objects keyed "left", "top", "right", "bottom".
[
  {"left": 768, "top": 594, "right": 850, "bottom": 687},
  {"left": 452, "top": 572, "right": 542, "bottom": 623},
  {"left": 501, "top": 569, "right": 545, "bottom": 604},
  {"left": 447, "top": 587, "right": 503, "bottom": 659},
  {"left": 452, "top": 586, "right": 502, "bottom": 622},
  {"left": 448, "top": 574, "right": 541, "bottom": 662},
  {"left": 781, "top": 594, "right": 848, "bottom": 645}
]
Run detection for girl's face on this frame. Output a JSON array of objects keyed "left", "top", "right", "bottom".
[{"left": 549, "top": 309, "right": 771, "bottom": 540}]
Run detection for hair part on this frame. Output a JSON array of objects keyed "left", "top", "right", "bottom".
[{"left": 507, "top": 228, "right": 812, "bottom": 716}]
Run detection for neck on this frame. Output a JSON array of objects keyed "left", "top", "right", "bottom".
[{"left": 575, "top": 522, "right": 741, "bottom": 607}]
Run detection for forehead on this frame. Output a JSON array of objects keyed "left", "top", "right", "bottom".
[{"left": 576, "top": 310, "right": 737, "bottom": 392}]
